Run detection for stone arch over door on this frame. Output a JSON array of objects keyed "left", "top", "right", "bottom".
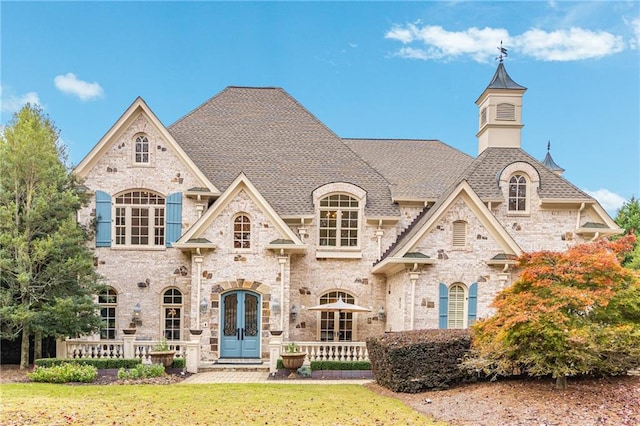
[{"left": 207, "top": 279, "right": 272, "bottom": 359}]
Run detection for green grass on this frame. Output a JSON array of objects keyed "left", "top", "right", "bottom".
[{"left": 0, "top": 383, "right": 443, "bottom": 425}]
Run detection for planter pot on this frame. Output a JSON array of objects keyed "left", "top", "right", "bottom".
[
  {"left": 122, "top": 329, "right": 136, "bottom": 335},
  {"left": 149, "top": 351, "right": 175, "bottom": 368},
  {"left": 189, "top": 329, "right": 203, "bottom": 336},
  {"left": 281, "top": 352, "right": 306, "bottom": 378},
  {"left": 270, "top": 330, "right": 283, "bottom": 336}
]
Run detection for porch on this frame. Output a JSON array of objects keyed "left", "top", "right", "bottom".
[{"left": 57, "top": 335, "right": 369, "bottom": 374}]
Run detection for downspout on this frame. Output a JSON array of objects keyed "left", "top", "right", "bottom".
[{"left": 576, "top": 203, "right": 585, "bottom": 229}]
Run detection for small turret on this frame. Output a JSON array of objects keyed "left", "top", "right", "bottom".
[
  {"left": 542, "top": 141, "right": 565, "bottom": 176},
  {"left": 475, "top": 47, "right": 527, "bottom": 155}
]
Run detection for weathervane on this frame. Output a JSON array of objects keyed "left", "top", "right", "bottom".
[{"left": 496, "top": 41, "right": 508, "bottom": 62}]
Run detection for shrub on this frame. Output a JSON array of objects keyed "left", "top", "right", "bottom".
[
  {"left": 35, "top": 357, "right": 141, "bottom": 369},
  {"left": 171, "top": 357, "right": 185, "bottom": 369},
  {"left": 310, "top": 360, "right": 371, "bottom": 370},
  {"left": 28, "top": 363, "right": 98, "bottom": 383},
  {"left": 367, "top": 329, "right": 472, "bottom": 393},
  {"left": 117, "top": 363, "right": 165, "bottom": 380}
]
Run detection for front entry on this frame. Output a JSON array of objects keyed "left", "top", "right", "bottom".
[{"left": 220, "top": 290, "right": 261, "bottom": 359}]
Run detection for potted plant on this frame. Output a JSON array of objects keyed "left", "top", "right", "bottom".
[
  {"left": 122, "top": 322, "right": 137, "bottom": 335},
  {"left": 280, "top": 342, "right": 306, "bottom": 377},
  {"left": 149, "top": 337, "right": 175, "bottom": 368}
]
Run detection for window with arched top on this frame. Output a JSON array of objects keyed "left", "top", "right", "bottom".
[
  {"left": 508, "top": 175, "right": 527, "bottom": 212},
  {"left": 233, "top": 214, "right": 251, "bottom": 249},
  {"left": 114, "top": 190, "right": 165, "bottom": 246},
  {"left": 98, "top": 287, "right": 117, "bottom": 339},
  {"left": 439, "top": 282, "right": 477, "bottom": 329},
  {"left": 318, "top": 291, "right": 355, "bottom": 341},
  {"left": 448, "top": 284, "right": 466, "bottom": 329},
  {"left": 162, "top": 288, "right": 182, "bottom": 340},
  {"left": 319, "top": 194, "right": 359, "bottom": 248},
  {"left": 134, "top": 135, "right": 150, "bottom": 164}
]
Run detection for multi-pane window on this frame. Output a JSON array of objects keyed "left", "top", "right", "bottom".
[
  {"left": 135, "top": 135, "right": 149, "bottom": 163},
  {"left": 508, "top": 175, "right": 527, "bottom": 212},
  {"left": 98, "top": 288, "right": 117, "bottom": 339},
  {"left": 447, "top": 284, "right": 465, "bottom": 329},
  {"left": 114, "top": 191, "right": 165, "bottom": 246},
  {"left": 319, "top": 291, "right": 354, "bottom": 341},
  {"left": 233, "top": 214, "right": 251, "bottom": 249},
  {"left": 319, "top": 194, "right": 359, "bottom": 248},
  {"left": 163, "top": 288, "right": 182, "bottom": 340}
]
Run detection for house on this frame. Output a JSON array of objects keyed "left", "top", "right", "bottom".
[{"left": 72, "top": 61, "right": 620, "bottom": 364}]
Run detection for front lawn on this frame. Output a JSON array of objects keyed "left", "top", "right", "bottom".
[{"left": 0, "top": 383, "right": 441, "bottom": 425}]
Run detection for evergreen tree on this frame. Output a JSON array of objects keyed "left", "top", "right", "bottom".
[
  {"left": 0, "top": 104, "right": 102, "bottom": 368},
  {"left": 614, "top": 196, "right": 640, "bottom": 269}
]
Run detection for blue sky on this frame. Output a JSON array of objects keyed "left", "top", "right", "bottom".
[{"left": 2, "top": 1, "right": 638, "bottom": 215}]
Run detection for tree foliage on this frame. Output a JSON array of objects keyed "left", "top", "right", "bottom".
[
  {"left": 614, "top": 196, "right": 640, "bottom": 269},
  {"left": 0, "top": 104, "right": 102, "bottom": 368},
  {"left": 467, "top": 236, "right": 640, "bottom": 388}
]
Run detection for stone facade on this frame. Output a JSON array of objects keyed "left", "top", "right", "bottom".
[{"left": 73, "top": 65, "right": 619, "bottom": 364}]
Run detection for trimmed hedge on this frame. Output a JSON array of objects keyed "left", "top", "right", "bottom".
[
  {"left": 28, "top": 363, "right": 98, "bottom": 383},
  {"left": 118, "top": 364, "right": 165, "bottom": 380},
  {"left": 35, "top": 358, "right": 142, "bottom": 369},
  {"left": 367, "top": 329, "right": 472, "bottom": 393},
  {"left": 171, "top": 357, "right": 186, "bottom": 369},
  {"left": 310, "top": 360, "right": 371, "bottom": 371},
  {"left": 276, "top": 359, "right": 371, "bottom": 371}
]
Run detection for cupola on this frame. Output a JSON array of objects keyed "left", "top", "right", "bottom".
[
  {"left": 475, "top": 55, "right": 527, "bottom": 155},
  {"left": 542, "top": 141, "right": 565, "bottom": 176}
]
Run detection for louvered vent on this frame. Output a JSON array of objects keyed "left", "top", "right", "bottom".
[
  {"left": 452, "top": 221, "right": 467, "bottom": 247},
  {"left": 480, "top": 108, "right": 487, "bottom": 126},
  {"left": 496, "top": 103, "right": 515, "bottom": 120}
]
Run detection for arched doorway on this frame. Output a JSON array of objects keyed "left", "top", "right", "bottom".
[{"left": 219, "top": 290, "right": 261, "bottom": 359}]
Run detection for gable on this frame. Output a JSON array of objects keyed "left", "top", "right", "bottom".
[{"left": 74, "top": 97, "right": 218, "bottom": 196}]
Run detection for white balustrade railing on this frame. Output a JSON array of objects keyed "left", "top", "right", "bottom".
[
  {"left": 63, "top": 339, "right": 185, "bottom": 361},
  {"left": 287, "top": 341, "right": 369, "bottom": 362}
]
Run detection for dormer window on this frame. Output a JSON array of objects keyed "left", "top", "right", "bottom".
[
  {"left": 319, "top": 194, "right": 359, "bottom": 248},
  {"left": 135, "top": 135, "right": 150, "bottom": 164},
  {"left": 508, "top": 174, "right": 527, "bottom": 212},
  {"left": 233, "top": 214, "right": 251, "bottom": 249}
]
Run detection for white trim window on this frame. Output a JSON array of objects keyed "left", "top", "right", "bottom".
[
  {"left": 508, "top": 174, "right": 527, "bottom": 212},
  {"left": 318, "top": 291, "right": 355, "bottom": 341},
  {"left": 162, "top": 288, "right": 182, "bottom": 340},
  {"left": 447, "top": 284, "right": 466, "bottom": 329},
  {"left": 114, "top": 190, "right": 165, "bottom": 247},
  {"left": 233, "top": 214, "right": 251, "bottom": 249},
  {"left": 134, "top": 135, "right": 150, "bottom": 164},
  {"left": 319, "top": 194, "right": 359, "bottom": 248},
  {"left": 98, "top": 287, "right": 117, "bottom": 339}
]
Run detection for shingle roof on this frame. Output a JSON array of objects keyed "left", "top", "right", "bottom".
[
  {"left": 462, "top": 148, "right": 591, "bottom": 200},
  {"left": 168, "top": 87, "right": 398, "bottom": 217},
  {"left": 343, "top": 139, "right": 474, "bottom": 201}
]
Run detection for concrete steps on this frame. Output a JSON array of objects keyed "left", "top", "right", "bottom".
[{"left": 198, "top": 359, "right": 270, "bottom": 373}]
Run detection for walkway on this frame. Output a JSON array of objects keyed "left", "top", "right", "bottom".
[{"left": 179, "top": 371, "right": 373, "bottom": 385}]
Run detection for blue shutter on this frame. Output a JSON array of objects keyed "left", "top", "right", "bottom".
[
  {"left": 438, "top": 283, "right": 448, "bottom": 329},
  {"left": 95, "top": 191, "right": 112, "bottom": 247},
  {"left": 165, "top": 192, "right": 182, "bottom": 247},
  {"left": 468, "top": 282, "right": 478, "bottom": 326}
]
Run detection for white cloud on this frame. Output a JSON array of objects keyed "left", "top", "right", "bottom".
[
  {"left": 386, "top": 24, "right": 626, "bottom": 62},
  {"left": 54, "top": 73, "right": 104, "bottom": 101},
  {"left": 0, "top": 86, "right": 41, "bottom": 114},
  {"left": 585, "top": 188, "right": 627, "bottom": 215},
  {"left": 627, "top": 17, "right": 640, "bottom": 49},
  {"left": 516, "top": 28, "right": 624, "bottom": 61}
]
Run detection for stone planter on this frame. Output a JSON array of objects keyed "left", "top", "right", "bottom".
[
  {"left": 189, "top": 329, "right": 203, "bottom": 336},
  {"left": 149, "top": 351, "right": 175, "bottom": 368},
  {"left": 281, "top": 352, "right": 306, "bottom": 378},
  {"left": 122, "top": 328, "right": 137, "bottom": 335}
]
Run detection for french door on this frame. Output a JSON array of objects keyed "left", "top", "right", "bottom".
[{"left": 220, "top": 291, "right": 261, "bottom": 359}]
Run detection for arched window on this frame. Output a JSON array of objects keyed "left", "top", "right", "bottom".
[
  {"left": 448, "top": 284, "right": 466, "bottom": 329},
  {"left": 508, "top": 175, "right": 527, "bottom": 212},
  {"left": 162, "top": 288, "right": 182, "bottom": 340},
  {"left": 319, "top": 194, "right": 359, "bottom": 248},
  {"left": 98, "top": 287, "right": 117, "bottom": 339},
  {"left": 135, "top": 135, "right": 149, "bottom": 164},
  {"left": 114, "top": 190, "right": 165, "bottom": 246},
  {"left": 233, "top": 214, "right": 251, "bottom": 249},
  {"left": 318, "top": 291, "right": 355, "bottom": 341},
  {"left": 452, "top": 220, "right": 467, "bottom": 247}
]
